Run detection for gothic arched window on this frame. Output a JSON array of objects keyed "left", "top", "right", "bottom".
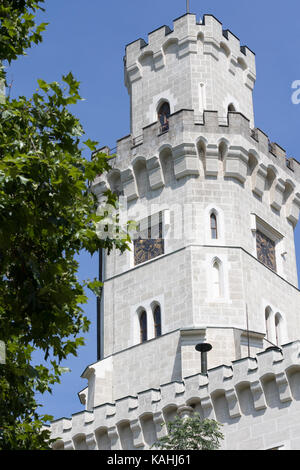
[
  {"left": 212, "top": 259, "right": 223, "bottom": 299},
  {"left": 153, "top": 305, "right": 162, "bottom": 338},
  {"left": 158, "top": 102, "right": 170, "bottom": 133},
  {"left": 265, "top": 307, "right": 272, "bottom": 342},
  {"left": 139, "top": 310, "right": 147, "bottom": 343},
  {"left": 210, "top": 213, "right": 218, "bottom": 239},
  {"left": 265, "top": 306, "right": 277, "bottom": 345},
  {"left": 275, "top": 313, "right": 283, "bottom": 346}
]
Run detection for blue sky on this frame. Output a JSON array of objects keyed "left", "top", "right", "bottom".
[{"left": 7, "top": 0, "right": 300, "bottom": 420}]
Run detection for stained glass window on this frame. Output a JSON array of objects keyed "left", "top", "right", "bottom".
[
  {"left": 134, "top": 212, "right": 164, "bottom": 266},
  {"left": 153, "top": 305, "right": 162, "bottom": 338},
  {"left": 256, "top": 230, "right": 277, "bottom": 272}
]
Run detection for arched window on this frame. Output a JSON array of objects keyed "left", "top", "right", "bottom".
[
  {"left": 275, "top": 313, "right": 283, "bottom": 346},
  {"left": 139, "top": 310, "right": 147, "bottom": 343},
  {"left": 210, "top": 213, "right": 218, "bottom": 239},
  {"left": 265, "top": 307, "right": 272, "bottom": 342},
  {"left": 228, "top": 103, "right": 236, "bottom": 112},
  {"left": 265, "top": 306, "right": 276, "bottom": 345},
  {"left": 199, "top": 82, "right": 206, "bottom": 113},
  {"left": 158, "top": 102, "right": 170, "bottom": 133},
  {"left": 212, "top": 260, "right": 222, "bottom": 298},
  {"left": 153, "top": 305, "right": 162, "bottom": 338}
]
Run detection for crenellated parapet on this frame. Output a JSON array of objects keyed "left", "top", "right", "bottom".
[
  {"left": 91, "top": 109, "right": 300, "bottom": 227},
  {"left": 50, "top": 341, "right": 300, "bottom": 450},
  {"left": 124, "top": 14, "right": 256, "bottom": 91},
  {"left": 124, "top": 13, "right": 257, "bottom": 136}
]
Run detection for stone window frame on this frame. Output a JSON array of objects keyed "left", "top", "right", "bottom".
[
  {"left": 251, "top": 214, "right": 284, "bottom": 276},
  {"left": 199, "top": 82, "right": 206, "bottom": 115},
  {"left": 157, "top": 101, "right": 171, "bottom": 133},
  {"left": 211, "top": 257, "right": 224, "bottom": 300},
  {"left": 132, "top": 297, "right": 164, "bottom": 346},
  {"left": 147, "top": 90, "right": 177, "bottom": 127},
  {"left": 210, "top": 212, "right": 218, "bottom": 240},
  {"left": 204, "top": 204, "right": 225, "bottom": 245},
  {"left": 204, "top": 254, "right": 231, "bottom": 304},
  {"left": 263, "top": 304, "right": 287, "bottom": 348},
  {"left": 152, "top": 302, "right": 162, "bottom": 338},
  {"left": 139, "top": 309, "right": 148, "bottom": 344},
  {"left": 132, "top": 210, "right": 167, "bottom": 268}
]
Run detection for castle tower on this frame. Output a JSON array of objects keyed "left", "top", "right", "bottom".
[
  {"left": 51, "top": 13, "right": 300, "bottom": 451},
  {"left": 88, "top": 11, "right": 300, "bottom": 406}
]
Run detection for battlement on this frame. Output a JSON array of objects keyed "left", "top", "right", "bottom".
[
  {"left": 92, "top": 109, "right": 300, "bottom": 228},
  {"left": 50, "top": 341, "right": 300, "bottom": 450},
  {"left": 125, "top": 13, "right": 255, "bottom": 72},
  {"left": 48, "top": 12, "right": 300, "bottom": 452},
  {"left": 100, "top": 110, "right": 299, "bottom": 174},
  {"left": 124, "top": 13, "right": 256, "bottom": 136},
  {"left": 125, "top": 13, "right": 256, "bottom": 86}
]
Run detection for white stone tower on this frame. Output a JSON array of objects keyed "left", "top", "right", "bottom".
[{"left": 51, "top": 13, "right": 300, "bottom": 451}]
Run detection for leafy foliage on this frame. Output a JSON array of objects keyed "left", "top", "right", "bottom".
[
  {"left": 0, "top": 1, "right": 130, "bottom": 449},
  {"left": 153, "top": 414, "right": 224, "bottom": 451},
  {"left": 0, "top": 0, "right": 47, "bottom": 68}
]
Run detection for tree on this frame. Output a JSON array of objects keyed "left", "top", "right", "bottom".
[
  {"left": 0, "top": 0, "right": 130, "bottom": 449},
  {"left": 153, "top": 414, "right": 224, "bottom": 451}
]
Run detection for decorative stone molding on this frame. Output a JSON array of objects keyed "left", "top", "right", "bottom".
[
  {"left": 286, "top": 192, "right": 300, "bottom": 226},
  {"left": 64, "top": 440, "right": 75, "bottom": 451},
  {"left": 130, "top": 419, "right": 145, "bottom": 448},
  {"left": 229, "top": 56, "right": 238, "bottom": 76},
  {"left": 250, "top": 380, "right": 267, "bottom": 411},
  {"left": 107, "top": 426, "right": 121, "bottom": 450},
  {"left": 203, "top": 37, "right": 220, "bottom": 61},
  {"left": 252, "top": 163, "right": 268, "bottom": 197},
  {"left": 92, "top": 108, "right": 300, "bottom": 215},
  {"left": 178, "top": 36, "right": 198, "bottom": 58},
  {"left": 199, "top": 393, "right": 216, "bottom": 420},
  {"left": 177, "top": 405, "right": 194, "bottom": 419},
  {"left": 270, "top": 178, "right": 286, "bottom": 212},
  {"left": 125, "top": 15, "right": 256, "bottom": 79},
  {"left": 205, "top": 144, "right": 219, "bottom": 177},
  {"left": 86, "top": 433, "right": 97, "bottom": 450},
  {"left": 245, "top": 71, "right": 256, "bottom": 91},
  {"left": 90, "top": 179, "right": 109, "bottom": 202},
  {"left": 50, "top": 342, "right": 300, "bottom": 450},
  {"left": 224, "top": 146, "right": 249, "bottom": 183},
  {"left": 153, "top": 411, "right": 167, "bottom": 439},
  {"left": 146, "top": 156, "right": 164, "bottom": 190},
  {"left": 275, "top": 371, "right": 292, "bottom": 403},
  {"left": 172, "top": 143, "right": 199, "bottom": 179},
  {"left": 121, "top": 169, "right": 138, "bottom": 201},
  {"left": 153, "top": 51, "right": 164, "bottom": 71},
  {"left": 126, "top": 64, "right": 142, "bottom": 85},
  {"left": 225, "top": 389, "right": 241, "bottom": 418}
]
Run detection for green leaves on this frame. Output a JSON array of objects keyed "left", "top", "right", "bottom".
[
  {"left": 153, "top": 414, "right": 224, "bottom": 451},
  {"left": 85, "top": 278, "right": 103, "bottom": 297},
  {"left": 0, "top": 1, "right": 46, "bottom": 72},
  {"left": 0, "top": 0, "right": 131, "bottom": 450},
  {"left": 84, "top": 139, "right": 99, "bottom": 152},
  {"left": 37, "top": 78, "right": 50, "bottom": 92}
]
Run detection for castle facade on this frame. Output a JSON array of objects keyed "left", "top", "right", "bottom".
[{"left": 50, "top": 13, "right": 300, "bottom": 451}]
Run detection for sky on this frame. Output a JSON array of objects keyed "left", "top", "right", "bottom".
[{"left": 7, "top": 0, "right": 300, "bottom": 421}]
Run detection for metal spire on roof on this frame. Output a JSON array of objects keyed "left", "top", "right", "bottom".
[{"left": 186, "top": 0, "right": 190, "bottom": 13}]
